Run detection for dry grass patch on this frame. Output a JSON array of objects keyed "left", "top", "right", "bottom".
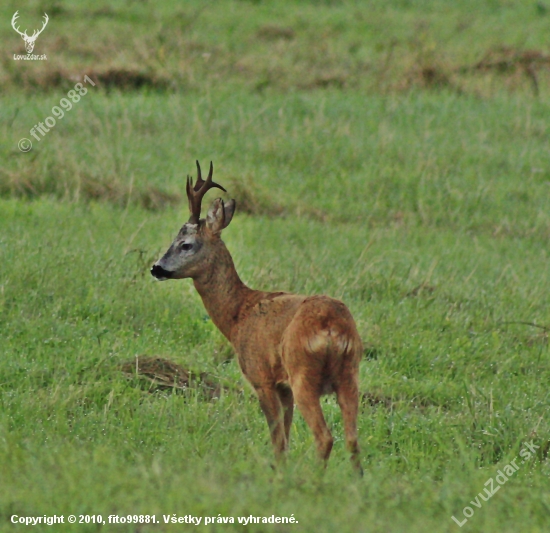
[
  {"left": 120, "top": 356, "right": 222, "bottom": 399},
  {"left": 0, "top": 164, "right": 180, "bottom": 211}
]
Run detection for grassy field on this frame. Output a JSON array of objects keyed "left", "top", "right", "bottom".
[{"left": 1, "top": 1, "right": 550, "bottom": 532}]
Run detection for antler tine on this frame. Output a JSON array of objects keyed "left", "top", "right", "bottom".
[
  {"left": 194, "top": 160, "right": 203, "bottom": 190},
  {"left": 207, "top": 160, "right": 214, "bottom": 182},
  {"left": 186, "top": 174, "right": 194, "bottom": 217},
  {"left": 32, "top": 13, "right": 49, "bottom": 38},
  {"left": 186, "top": 161, "right": 226, "bottom": 224},
  {"left": 11, "top": 11, "right": 27, "bottom": 37}
]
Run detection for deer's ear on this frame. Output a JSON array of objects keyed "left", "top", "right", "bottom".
[
  {"left": 206, "top": 198, "right": 235, "bottom": 235},
  {"left": 222, "top": 199, "right": 236, "bottom": 228},
  {"left": 206, "top": 198, "right": 224, "bottom": 234}
]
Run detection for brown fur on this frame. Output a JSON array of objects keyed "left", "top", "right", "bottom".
[{"left": 152, "top": 177, "right": 363, "bottom": 474}]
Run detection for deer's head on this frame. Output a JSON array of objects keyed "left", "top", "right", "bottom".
[
  {"left": 11, "top": 11, "right": 49, "bottom": 54},
  {"left": 151, "top": 161, "right": 236, "bottom": 281}
]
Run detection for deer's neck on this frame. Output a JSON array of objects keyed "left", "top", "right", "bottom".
[{"left": 192, "top": 241, "right": 255, "bottom": 341}]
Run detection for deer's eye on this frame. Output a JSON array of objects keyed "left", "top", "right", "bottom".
[{"left": 180, "top": 242, "right": 193, "bottom": 251}]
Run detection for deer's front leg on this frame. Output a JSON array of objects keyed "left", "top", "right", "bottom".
[
  {"left": 255, "top": 385, "right": 288, "bottom": 460},
  {"left": 276, "top": 383, "right": 294, "bottom": 446}
]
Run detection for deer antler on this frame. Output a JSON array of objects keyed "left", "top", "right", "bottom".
[
  {"left": 186, "top": 161, "right": 226, "bottom": 224},
  {"left": 31, "top": 13, "right": 49, "bottom": 38},
  {"left": 11, "top": 11, "right": 26, "bottom": 37}
]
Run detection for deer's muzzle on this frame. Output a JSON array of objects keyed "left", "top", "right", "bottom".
[{"left": 151, "top": 263, "right": 173, "bottom": 280}]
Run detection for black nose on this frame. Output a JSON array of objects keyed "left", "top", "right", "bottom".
[{"left": 151, "top": 264, "right": 173, "bottom": 279}]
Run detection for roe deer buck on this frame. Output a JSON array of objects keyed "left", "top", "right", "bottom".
[{"left": 151, "top": 161, "right": 363, "bottom": 474}]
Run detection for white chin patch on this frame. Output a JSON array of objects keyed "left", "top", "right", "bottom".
[{"left": 155, "top": 277, "right": 169, "bottom": 281}]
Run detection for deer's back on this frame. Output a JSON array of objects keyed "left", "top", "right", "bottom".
[{"left": 231, "top": 292, "right": 362, "bottom": 390}]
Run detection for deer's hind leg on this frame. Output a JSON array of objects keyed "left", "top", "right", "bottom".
[
  {"left": 291, "top": 378, "right": 334, "bottom": 464},
  {"left": 335, "top": 374, "right": 363, "bottom": 476}
]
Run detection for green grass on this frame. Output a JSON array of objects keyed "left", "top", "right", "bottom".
[
  {"left": 3, "top": 90, "right": 550, "bottom": 235},
  {"left": 1, "top": 1, "right": 550, "bottom": 532},
  {"left": 2, "top": 0, "right": 550, "bottom": 95}
]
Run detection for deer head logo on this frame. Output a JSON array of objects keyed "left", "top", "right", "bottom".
[{"left": 11, "top": 11, "right": 49, "bottom": 54}]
